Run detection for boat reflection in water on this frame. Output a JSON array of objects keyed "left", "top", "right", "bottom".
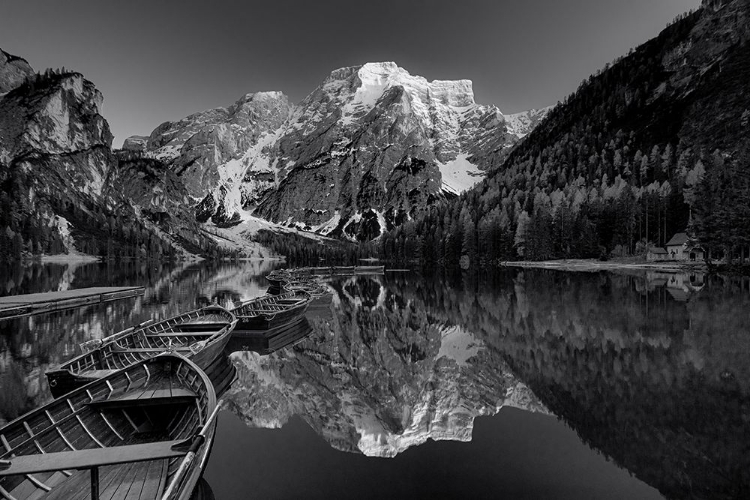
[{"left": 226, "top": 316, "right": 314, "bottom": 356}]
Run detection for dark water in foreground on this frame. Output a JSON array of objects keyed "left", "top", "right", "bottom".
[{"left": 1, "top": 261, "right": 749, "bottom": 499}]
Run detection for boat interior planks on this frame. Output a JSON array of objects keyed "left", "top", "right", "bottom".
[{"left": 0, "top": 354, "right": 217, "bottom": 500}]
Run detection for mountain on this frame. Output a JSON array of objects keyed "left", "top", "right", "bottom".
[
  {"left": 0, "top": 49, "right": 33, "bottom": 95},
  {"left": 130, "top": 62, "right": 550, "bottom": 241},
  {"left": 1, "top": 52, "right": 552, "bottom": 257},
  {"left": 0, "top": 58, "right": 234, "bottom": 259},
  {"left": 378, "top": 0, "right": 750, "bottom": 266}
]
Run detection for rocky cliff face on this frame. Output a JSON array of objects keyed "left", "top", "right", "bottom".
[
  {"left": 130, "top": 62, "right": 550, "bottom": 239},
  {"left": 224, "top": 276, "right": 548, "bottom": 457},
  {"left": 0, "top": 71, "right": 114, "bottom": 198},
  {"left": 0, "top": 56, "right": 214, "bottom": 257},
  {"left": 0, "top": 49, "right": 33, "bottom": 95},
  {"left": 140, "top": 92, "right": 293, "bottom": 225}
]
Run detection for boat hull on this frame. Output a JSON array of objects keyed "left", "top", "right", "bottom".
[
  {"left": 234, "top": 301, "right": 309, "bottom": 331},
  {"left": 228, "top": 316, "right": 313, "bottom": 354},
  {"left": 46, "top": 305, "right": 237, "bottom": 398},
  {"left": 232, "top": 291, "right": 311, "bottom": 331}
]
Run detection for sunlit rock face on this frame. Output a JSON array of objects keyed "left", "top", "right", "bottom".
[
  {"left": 0, "top": 70, "right": 114, "bottom": 200},
  {"left": 224, "top": 276, "right": 549, "bottom": 457},
  {"left": 129, "top": 63, "right": 550, "bottom": 238},
  {"left": 121, "top": 135, "right": 148, "bottom": 153},
  {"left": 0, "top": 49, "right": 33, "bottom": 94},
  {"left": 133, "top": 91, "right": 293, "bottom": 225}
]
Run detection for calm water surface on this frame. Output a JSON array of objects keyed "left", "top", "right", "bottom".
[{"left": 1, "top": 261, "right": 749, "bottom": 500}]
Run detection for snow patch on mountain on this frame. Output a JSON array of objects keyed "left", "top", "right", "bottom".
[
  {"left": 438, "top": 154, "right": 484, "bottom": 195},
  {"left": 312, "top": 211, "right": 342, "bottom": 235}
]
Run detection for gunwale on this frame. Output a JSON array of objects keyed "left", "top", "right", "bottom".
[{"left": 0, "top": 353, "right": 217, "bottom": 500}]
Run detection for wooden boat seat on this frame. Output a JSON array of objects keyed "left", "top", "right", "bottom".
[
  {"left": 166, "top": 322, "right": 228, "bottom": 330},
  {"left": 38, "top": 458, "right": 166, "bottom": 500},
  {"left": 110, "top": 346, "right": 195, "bottom": 354},
  {"left": 144, "top": 332, "right": 217, "bottom": 338},
  {"left": 87, "top": 388, "right": 198, "bottom": 409},
  {"left": 0, "top": 439, "right": 189, "bottom": 476},
  {"left": 78, "top": 369, "right": 120, "bottom": 379}
]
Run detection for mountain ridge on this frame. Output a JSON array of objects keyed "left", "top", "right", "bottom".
[{"left": 127, "top": 61, "right": 551, "bottom": 240}]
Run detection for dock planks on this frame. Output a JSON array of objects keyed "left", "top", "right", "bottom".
[{"left": 0, "top": 287, "right": 145, "bottom": 320}]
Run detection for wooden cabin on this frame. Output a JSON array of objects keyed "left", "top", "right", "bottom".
[
  {"left": 647, "top": 247, "right": 669, "bottom": 262},
  {"left": 665, "top": 232, "right": 705, "bottom": 261}
]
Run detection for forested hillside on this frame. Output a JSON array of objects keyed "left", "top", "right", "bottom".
[
  {"left": 0, "top": 66, "right": 250, "bottom": 261},
  {"left": 378, "top": 0, "right": 750, "bottom": 266}
]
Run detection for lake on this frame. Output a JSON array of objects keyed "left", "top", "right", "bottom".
[{"left": 1, "top": 261, "right": 748, "bottom": 499}]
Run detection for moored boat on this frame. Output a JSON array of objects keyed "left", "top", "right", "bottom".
[
  {"left": 231, "top": 291, "right": 311, "bottom": 331},
  {"left": 46, "top": 305, "right": 237, "bottom": 398},
  {"left": 282, "top": 279, "right": 329, "bottom": 298},
  {"left": 0, "top": 353, "right": 219, "bottom": 500},
  {"left": 265, "top": 274, "right": 288, "bottom": 289}
]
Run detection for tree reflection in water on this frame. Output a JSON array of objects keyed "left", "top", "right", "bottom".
[{"left": 390, "top": 268, "right": 750, "bottom": 500}]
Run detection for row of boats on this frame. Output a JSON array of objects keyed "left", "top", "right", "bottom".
[{"left": 0, "top": 270, "right": 331, "bottom": 500}]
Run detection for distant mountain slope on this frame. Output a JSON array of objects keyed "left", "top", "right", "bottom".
[
  {"left": 379, "top": 0, "right": 750, "bottom": 265},
  {"left": 0, "top": 61, "right": 229, "bottom": 259},
  {"left": 130, "top": 62, "right": 550, "bottom": 240}
]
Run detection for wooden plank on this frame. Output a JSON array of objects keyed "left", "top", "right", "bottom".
[
  {"left": 87, "top": 389, "right": 196, "bottom": 410},
  {"left": 0, "top": 440, "right": 190, "bottom": 476},
  {"left": 143, "top": 333, "right": 216, "bottom": 338},
  {"left": 0, "top": 287, "right": 145, "bottom": 320},
  {"left": 76, "top": 370, "right": 120, "bottom": 380},
  {"left": 166, "top": 323, "right": 227, "bottom": 331},
  {"left": 110, "top": 347, "right": 192, "bottom": 354},
  {"left": 109, "top": 460, "right": 148, "bottom": 500},
  {"left": 137, "top": 459, "right": 166, "bottom": 500},
  {"left": 39, "top": 462, "right": 129, "bottom": 500}
]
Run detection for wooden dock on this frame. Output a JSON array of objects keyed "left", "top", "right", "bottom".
[
  {"left": 305, "top": 265, "right": 385, "bottom": 276},
  {"left": 0, "top": 286, "right": 145, "bottom": 320}
]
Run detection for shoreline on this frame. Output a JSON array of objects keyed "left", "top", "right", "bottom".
[
  {"left": 40, "top": 253, "right": 101, "bottom": 264},
  {"left": 500, "top": 259, "right": 708, "bottom": 273}
]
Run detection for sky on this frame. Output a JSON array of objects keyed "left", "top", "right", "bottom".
[{"left": 0, "top": 0, "right": 701, "bottom": 146}]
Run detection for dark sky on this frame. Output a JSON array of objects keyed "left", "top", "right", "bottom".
[{"left": 1, "top": 0, "right": 700, "bottom": 146}]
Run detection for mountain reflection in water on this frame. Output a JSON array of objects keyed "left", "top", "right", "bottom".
[
  {"left": 1, "top": 261, "right": 748, "bottom": 499},
  {"left": 225, "top": 275, "right": 549, "bottom": 458},
  {"left": 226, "top": 269, "right": 750, "bottom": 500}
]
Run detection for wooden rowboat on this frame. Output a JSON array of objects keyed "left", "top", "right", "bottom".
[
  {"left": 265, "top": 270, "right": 291, "bottom": 288},
  {"left": 0, "top": 353, "right": 219, "bottom": 500},
  {"left": 46, "top": 305, "right": 237, "bottom": 398},
  {"left": 282, "top": 280, "right": 329, "bottom": 298},
  {"left": 231, "top": 291, "right": 311, "bottom": 331}
]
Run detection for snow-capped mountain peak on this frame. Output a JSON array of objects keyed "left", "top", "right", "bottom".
[{"left": 125, "top": 62, "right": 551, "bottom": 237}]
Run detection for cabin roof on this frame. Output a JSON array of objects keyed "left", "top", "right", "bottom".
[
  {"left": 666, "top": 232, "right": 690, "bottom": 247},
  {"left": 650, "top": 247, "right": 668, "bottom": 254}
]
